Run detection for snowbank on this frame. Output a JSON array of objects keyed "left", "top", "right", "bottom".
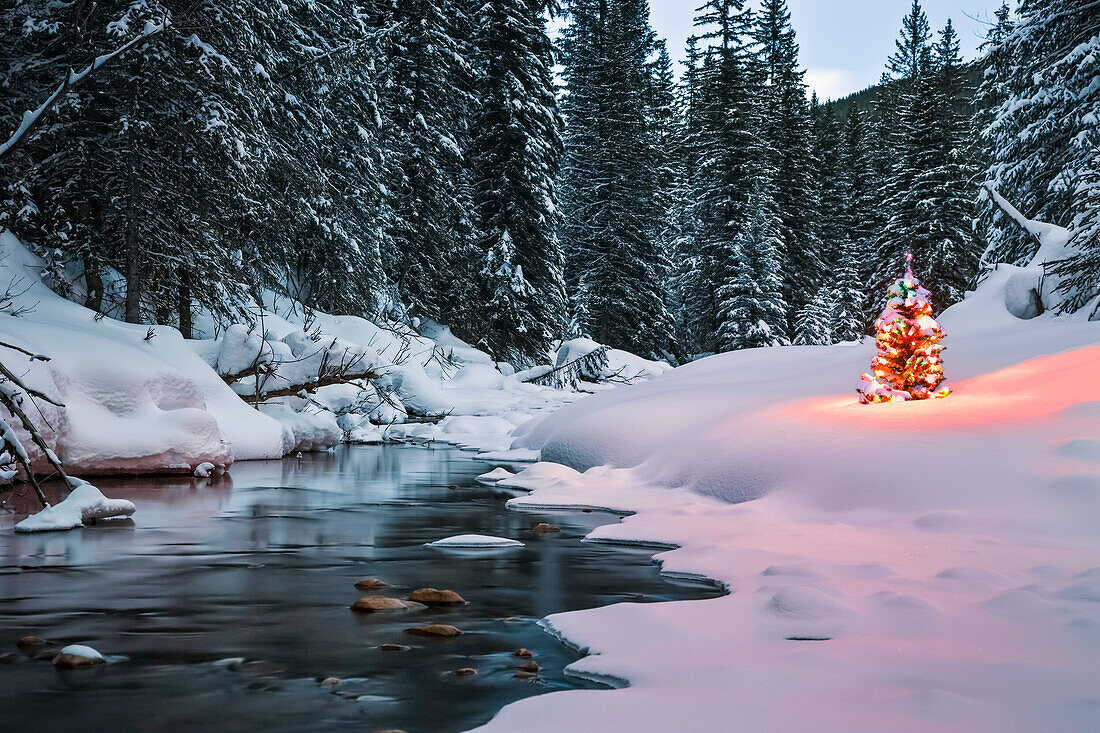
[
  {"left": 475, "top": 254, "right": 1100, "bottom": 732},
  {"left": 0, "top": 231, "right": 284, "bottom": 474}
]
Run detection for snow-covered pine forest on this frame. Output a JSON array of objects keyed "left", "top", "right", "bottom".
[
  {"left": 1, "top": 0, "right": 1100, "bottom": 731},
  {"left": 2, "top": 0, "right": 1096, "bottom": 365}
]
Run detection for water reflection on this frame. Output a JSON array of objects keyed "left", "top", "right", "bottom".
[{"left": 0, "top": 445, "right": 719, "bottom": 732}]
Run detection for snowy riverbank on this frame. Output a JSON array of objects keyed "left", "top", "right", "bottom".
[
  {"left": 466, "top": 262, "right": 1100, "bottom": 731},
  {"left": 0, "top": 231, "right": 596, "bottom": 479}
]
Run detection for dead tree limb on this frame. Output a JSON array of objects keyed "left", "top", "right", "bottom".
[{"left": 0, "top": 367, "right": 74, "bottom": 509}]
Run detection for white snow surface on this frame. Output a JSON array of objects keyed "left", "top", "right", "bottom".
[
  {"left": 15, "top": 482, "right": 135, "bottom": 532},
  {"left": 428, "top": 534, "right": 525, "bottom": 548},
  {"left": 473, "top": 245, "right": 1100, "bottom": 732},
  {"left": 0, "top": 232, "right": 612, "bottom": 475}
]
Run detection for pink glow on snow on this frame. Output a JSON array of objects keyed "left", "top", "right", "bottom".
[{"left": 787, "top": 344, "right": 1100, "bottom": 429}]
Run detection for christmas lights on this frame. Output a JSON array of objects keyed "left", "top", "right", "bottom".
[{"left": 858, "top": 252, "right": 951, "bottom": 404}]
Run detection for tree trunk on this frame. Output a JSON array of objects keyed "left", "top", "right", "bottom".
[
  {"left": 178, "top": 271, "right": 192, "bottom": 340},
  {"left": 83, "top": 256, "right": 104, "bottom": 312},
  {"left": 124, "top": 213, "right": 142, "bottom": 324}
]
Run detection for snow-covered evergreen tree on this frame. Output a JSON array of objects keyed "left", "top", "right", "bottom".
[
  {"left": 717, "top": 179, "right": 789, "bottom": 351},
  {"left": 465, "top": 0, "right": 566, "bottom": 363},
  {"left": 559, "top": 0, "right": 672, "bottom": 355},
  {"left": 380, "top": 0, "right": 475, "bottom": 323},
  {"left": 678, "top": 0, "right": 777, "bottom": 354},
  {"left": 871, "top": 4, "right": 978, "bottom": 312},
  {"left": 754, "top": 0, "right": 821, "bottom": 319},
  {"left": 979, "top": 0, "right": 1100, "bottom": 271}
]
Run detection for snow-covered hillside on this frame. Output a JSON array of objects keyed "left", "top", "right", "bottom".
[{"left": 472, "top": 229, "right": 1100, "bottom": 732}]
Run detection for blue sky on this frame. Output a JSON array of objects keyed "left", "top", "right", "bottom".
[{"left": 649, "top": 0, "right": 1009, "bottom": 99}]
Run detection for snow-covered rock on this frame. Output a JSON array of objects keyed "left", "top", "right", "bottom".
[
  {"left": 15, "top": 482, "right": 135, "bottom": 532},
  {"left": 53, "top": 644, "right": 105, "bottom": 668},
  {"left": 428, "top": 534, "right": 525, "bottom": 548}
]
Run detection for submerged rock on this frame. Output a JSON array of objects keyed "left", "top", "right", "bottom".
[
  {"left": 320, "top": 677, "right": 342, "bottom": 687},
  {"left": 513, "top": 669, "right": 538, "bottom": 680},
  {"left": 378, "top": 644, "right": 410, "bottom": 652},
  {"left": 404, "top": 624, "right": 461, "bottom": 638},
  {"left": 17, "top": 636, "right": 48, "bottom": 651},
  {"left": 513, "top": 648, "right": 534, "bottom": 658},
  {"left": 516, "top": 661, "right": 539, "bottom": 673},
  {"left": 407, "top": 588, "right": 466, "bottom": 606},
  {"left": 532, "top": 523, "right": 560, "bottom": 534},
  {"left": 453, "top": 667, "right": 477, "bottom": 676},
  {"left": 351, "top": 597, "right": 420, "bottom": 613},
  {"left": 354, "top": 578, "right": 387, "bottom": 590}
]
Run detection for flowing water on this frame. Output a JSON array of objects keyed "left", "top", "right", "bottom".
[{"left": 0, "top": 444, "right": 720, "bottom": 732}]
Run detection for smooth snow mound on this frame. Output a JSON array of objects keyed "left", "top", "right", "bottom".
[
  {"left": 15, "top": 483, "right": 135, "bottom": 532},
  {"left": 476, "top": 467, "right": 515, "bottom": 484},
  {"left": 428, "top": 534, "right": 524, "bottom": 548}
]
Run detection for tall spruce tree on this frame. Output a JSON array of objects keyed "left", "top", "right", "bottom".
[
  {"left": 381, "top": 0, "right": 475, "bottom": 323},
  {"left": 678, "top": 0, "right": 779, "bottom": 354},
  {"left": 717, "top": 178, "right": 789, "bottom": 350},
  {"left": 558, "top": 0, "right": 672, "bottom": 355},
  {"left": 465, "top": 0, "right": 566, "bottom": 363},
  {"left": 754, "top": 0, "right": 820, "bottom": 320}
]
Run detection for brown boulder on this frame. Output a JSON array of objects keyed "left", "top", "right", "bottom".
[
  {"left": 404, "top": 624, "right": 461, "bottom": 638},
  {"left": 513, "top": 648, "right": 534, "bottom": 658},
  {"left": 17, "top": 636, "right": 47, "bottom": 650},
  {"left": 54, "top": 653, "right": 106, "bottom": 670},
  {"left": 354, "top": 578, "right": 387, "bottom": 590},
  {"left": 513, "top": 670, "right": 538, "bottom": 680},
  {"left": 532, "top": 523, "right": 560, "bottom": 534},
  {"left": 378, "top": 644, "right": 410, "bottom": 652},
  {"left": 407, "top": 588, "right": 466, "bottom": 606},
  {"left": 516, "top": 661, "right": 539, "bottom": 673},
  {"left": 320, "top": 677, "right": 342, "bottom": 687},
  {"left": 453, "top": 667, "right": 477, "bottom": 676},
  {"left": 351, "top": 596, "right": 418, "bottom": 613}
]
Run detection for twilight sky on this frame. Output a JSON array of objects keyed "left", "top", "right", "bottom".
[{"left": 648, "top": 0, "right": 1008, "bottom": 100}]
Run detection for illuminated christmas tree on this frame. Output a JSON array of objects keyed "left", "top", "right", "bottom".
[{"left": 858, "top": 252, "right": 951, "bottom": 404}]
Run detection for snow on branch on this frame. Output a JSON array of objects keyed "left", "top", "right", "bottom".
[
  {"left": 0, "top": 15, "right": 181, "bottom": 163},
  {"left": 981, "top": 183, "right": 1044, "bottom": 252}
]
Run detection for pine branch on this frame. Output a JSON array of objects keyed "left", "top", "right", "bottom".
[{"left": 0, "top": 3, "right": 203, "bottom": 164}]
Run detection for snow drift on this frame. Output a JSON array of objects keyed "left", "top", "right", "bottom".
[
  {"left": 0, "top": 231, "right": 283, "bottom": 474},
  {"left": 476, "top": 230, "right": 1100, "bottom": 733}
]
